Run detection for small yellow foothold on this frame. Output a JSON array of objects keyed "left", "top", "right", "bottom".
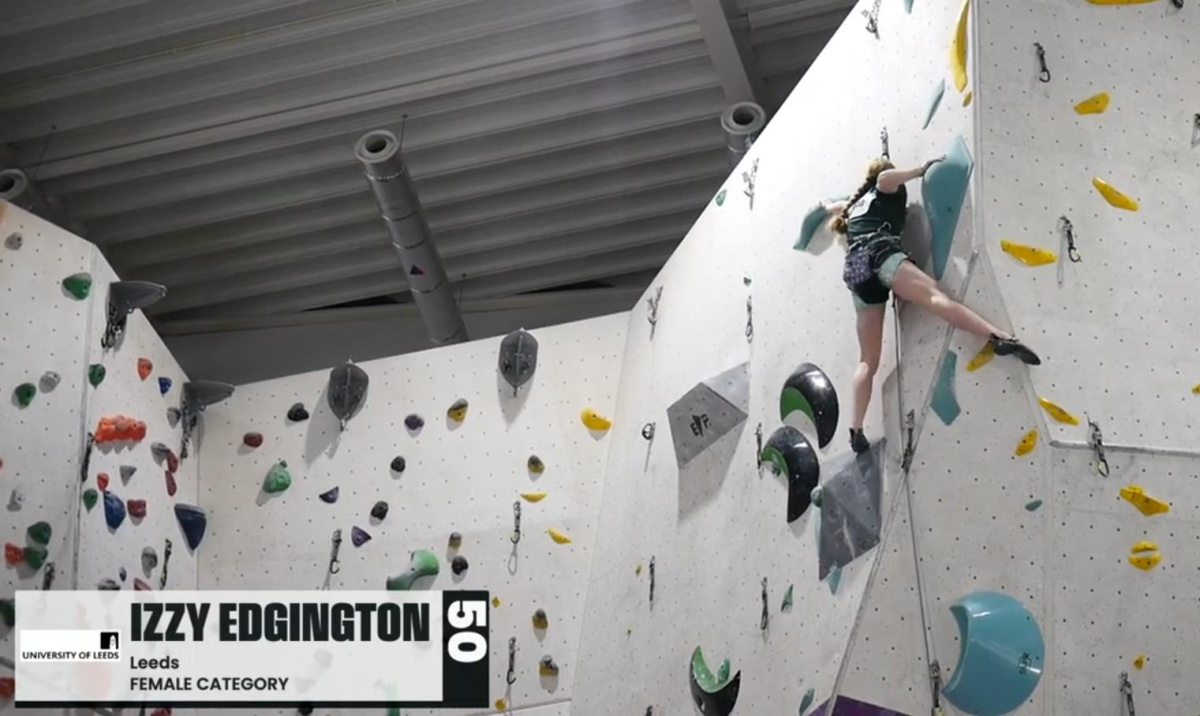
[
  {"left": 495, "top": 698, "right": 507, "bottom": 711},
  {"left": 1087, "top": 0, "right": 1157, "bottom": 4},
  {"left": 949, "top": 0, "right": 970, "bottom": 92},
  {"left": 1001, "top": 239, "right": 1058, "bottom": 266},
  {"left": 1133, "top": 654, "right": 1146, "bottom": 670},
  {"left": 492, "top": 596, "right": 501, "bottom": 608},
  {"left": 1014, "top": 429, "right": 1038, "bottom": 456},
  {"left": 1074, "top": 92, "right": 1111, "bottom": 115},
  {"left": 1093, "top": 177, "right": 1139, "bottom": 211},
  {"left": 626, "top": 627, "right": 633, "bottom": 636},
  {"left": 580, "top": 408, "right": 612, "bottom": 431},
  {"left": 966, "top": 341, "right": 995, "bottom": 372},
  {"left": 1120, "top": 484, "right": 1171, "bottom": 516},
  {"left": 1131, "top": 540, "right": 1159, "bottom": 553},
  {"left": 547, "top": 527, "right": 573, "bottom": 544},
  {"left": 962, "top": 91, "right": 973, "bottom": 107},
  {"left": 1038, "top": 397, "right": 1080, "bottom": 425},
  {"left": 635, "top": 563, "right": 643, "bottom": 575},
  {"left": 1128, "top": 552, "right": 1162, "bottom": 571},
  {"left": 520, "top": 491, "right": 548, "bottom": 503},
  {"left": 1191, "top": 382, "right": 1200, "bottom": 394}
]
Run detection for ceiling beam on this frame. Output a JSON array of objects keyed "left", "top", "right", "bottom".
[{"left": 686, "top": 0, "right": 766, "bottom": 105}]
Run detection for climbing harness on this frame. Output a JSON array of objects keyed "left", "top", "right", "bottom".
[
  {"left": 510, "top": 502, "right": 522, "bottom": 545},
  {"left": 759, "top": 577, "right": 769, "bottom": 631},
  {"left": 641, "top": 422, "right": 656, "bottom": 441},
  {"left": 42, "top": 561, "right": 55, "bottom": 590},
  {"left": 880, "top": 127, "right": 890, "bottom": 160},
  {"left": 1058, "top": 216, "right": 1079, "bottom": 286},
  {"left": 646, "top": 286, "right": 663, "bottom": 338},
  {"left": 742, "top": 158, "right": 759, "bottom": 210},
  {"left": 1087, "top": 416, "right": 1110, "bottom": 477},
  {"left": 745, "top": 295, "right": 754, "bottom": 342},
  {"left": 80, "top": 433, "right": 95, "bottom": 483},
  {"left": 159, "top": 539, "right": 173, "bottom": 590},
  {"left": 1034, "top": 43, "right": 1051, "bottom": 83},
  {"left": 863, "top": 0, "right": 882, "bottom": 36},
  {"left": 506, "top": 637, "right": 517, "bottom": 685},
  {"left": 649, "top": 556, "right": 656, "bottom": 605},
  {"left": 929, "top": 661, "right": 944, "bottom": 716},
  {"left": 324, "top": 529, "right": 343, "bottom": 588},
  {"left": 1119, "top": 671, "right": 1136, "bottom": 716},
  {"left": 901, "top": 410, "right": 916, "bottom": 471},
  {"left": 755, "top": 423, "right": 764, "bottom": 469}
]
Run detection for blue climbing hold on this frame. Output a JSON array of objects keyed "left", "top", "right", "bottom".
[
  {"left": 174, "top": 503, "right": 208, "bottom": 551},
  {"left": 923, "top": 79, "right": 946, "bottom": 130},
  {"left": 158, "top": 377, "right": 172, "bottom": 395},
  {"left": 319, "top": 487, "right": 340, "bottom": 504},
  {"left": 942, "top": 590, "right": 1045, "bottom": 716},
  {"left": 119, "top": 567, "right": 127, "bottom": 582},
  {"left": 103, "top": 492, "right": 126, "bottom": 530},
  {"left": 930, "top": 350, "right": 961, "bottom": 425},
  {"left": 922, "top": 135, "right": 974, "bottom": 280},
  {"left": 351, "top": 526, "right": 372, "bottom": 547}
]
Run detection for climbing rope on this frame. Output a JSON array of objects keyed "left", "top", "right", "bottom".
[
  {"left": 510, "top": 502, "right": 522, "bottom": 545},
  {"left": 1035, "top": 43, "right": 1051, "bottom": 82}
]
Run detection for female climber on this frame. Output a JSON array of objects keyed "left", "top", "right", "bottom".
[{"left": 822, "top": 156, "right": 1041, "bottom": 454}]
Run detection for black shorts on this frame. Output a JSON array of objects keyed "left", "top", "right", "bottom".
[{"left": 847, "top": 234, "right": 908, "bottom": 308}]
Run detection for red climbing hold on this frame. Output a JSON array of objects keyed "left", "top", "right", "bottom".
[
  {"left": 166, "top": 451, "right": 179, "bottom": 473},
  {"left": 137, "top": 358, "right": 153, "bottom": 381},
  {"left": 150, "top": 708, "right": 171, "bottom": 716},
  {"left": 127, "top": 499, "right": 147, "bottom": 518},
  {"left": 165, "top": 471, "right": 177, "bottom": 497},
  {"left": 97, "top": 473, "right": 110, "bottom": 491},
  {"left": 95, "top": 415, "right": 148, "bottom": 443},
  {"left": 134, "top": 577, "right": 152, "bottom": 591},
  {"left": 4, "top": 543, "right": 22, "bottom": 565},
  {"left": 0, "top": 676, "right": 14, "bottom": 699},
  {"left": 243, "top": 432, "right": 263, "bottom": 448}
]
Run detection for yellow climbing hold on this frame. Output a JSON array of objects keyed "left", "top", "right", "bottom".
[
  {"left": 492, "top": 596, "right": 501, "bottom": 608},
  {"left": 1120, "top": 484, "right": 1170, "bottom": 516},
  {"left": 1014, "top": 429, "right": 1038, "bottom": 456},
  {"left": 520, "top": 491, "right": 548, "bottom": 503},
  {"left": 635, "top": 563, "right": 643, "bottom": 575},
  {"left": 1074, "top": 92, "right": 1111, "bottom": 114},
  {"left": 949, "top": 0, "right": 970, "bottom": 92},
  {"left": 1087, "top": 0, "right": 1157, "bottom": 4},
  {"left": 1128, "top": 552, "right": 1161, "bottom": 571},
  {"left": 962, "top": 91, "right": 973, "bottom": 107},
  {"left": 1038, "top": 397, "right": 1080, "bottom": 425},
  {"left": 1191, "top": 382, "right": 1200, "bottom": 394},
  {"left": 1001, "top": 239, "right": 1057, "bottom": 266},
  {"left": 495, "top": 698, "right": 507, "bottom": 710},
  {"left": 1093, "top": 177, "right": 1139, "bottom": 211},
  {"left": 966, "top": 341, "right": 995, "bottom": 372},
  {"left": 1131, "top": 540, "right": 1159, "bottom": 553},
  {"left": 547, "top": 527, "right": 573, "bottom": 544},
  {"left": 1133, "top": 654, "right": 1146, "bottom": 670},
  {"left": 580, "top": 408, "right": 612, "bottom": 431}
]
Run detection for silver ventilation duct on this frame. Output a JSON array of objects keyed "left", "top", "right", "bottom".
[
  {"left": 720, "top": 101, "right": 767, "bottom": 168},
  {"left": 0, "top": 168, "right": 47, "bottom": 216},
  {"left": 355, "top": 130, "right": 467, "bottom": 346}
]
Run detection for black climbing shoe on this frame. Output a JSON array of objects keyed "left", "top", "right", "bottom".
[
  {"left": 990, "top": 335, "right": 1041, "bottom": 365},
  {"left": 849, "top": 428, "right": 870, "bottom": 454}
]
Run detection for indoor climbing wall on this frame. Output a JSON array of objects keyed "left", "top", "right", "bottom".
[
  {"left": 571, "top": 0, "right": 979, "bottom": 711},
  {"left": 193, "top": 313, "right": 627, "bottom": 716}
]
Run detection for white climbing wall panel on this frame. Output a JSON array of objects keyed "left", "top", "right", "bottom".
[
  {"left": 572, "top": 0, "right": 978, "bottom": 711},
  {"left": 194, "top": 313, "right": 627, "bottom": 716}
]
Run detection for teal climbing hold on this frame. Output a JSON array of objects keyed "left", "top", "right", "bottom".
[
  {"left": 798, "top": 687, "right": 815, "bottom": 715},
  {"left": 27, "top": 521, "right": 51, "bottom": 545},
  {"left": 1025, "top": 499, "right": 1043, "bottom": 512},
  {"left": 0, "top": 597, "right": 13, "bottom": 627},
  {"left": 386, "top": 550, "right": 440, "bottom": 590},
  {"left": 794, "top": 196, "right": 848, "bottom": 252},
  {"left": 903, "top": 0, "right": 915, "bottom": 13},
  {"left": 923, "top": 79, "right": 946, "bottom": 130},
  {"left": 88, "top": 364, "right": 106, "bottom": 388},
  {"left": 930, "top": 350, "right": 961, "bottom": 425},
  {"left": 14, "top": 383, "right": 36, "bottom": 408},
  {"left": 826, "top": 564, "right": 842, "bottom": 595},
  {"left": 922, "top": 135, "right": 974, "bottom": 280},
  {"left": 942, "top": 590, "right": 1045, "bottom": 716}
]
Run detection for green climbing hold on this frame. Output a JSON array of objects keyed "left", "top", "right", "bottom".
[
  {"left": 88, "top": 364, "right": 106, "bottom": 388},
  {"left": 82, "top": 488, "right": 98, "bottom": 511},
  {"left": 827, "top": 564, "right": 842, "bottom": 595},
  {"left": 27, "top": 520, "right": 52, "bottom": 545},
  {"left": 62, "top": 273, "right": 92, "bottom": 300},
  {"left": 1025, "top": 499, "right": 1043, "bottom": 512},
  {"left": 14, "top": 383, "right": 36, "bottom": 408},
  {"left": 781, "top": 584, "right": 794, "bottom": 612},
  {"left": 23, "top": 544, "right": 48, "bottom": 570},
  {"left": 386, "top": 549, "right": 440, "bottom": 590},
  {"left": 798, "top": 687, "right": 816, "bottom": 715},
  {"left": 263, "top": 461, "right": 292, "bottom": 494},
  {"left": 0, "top": 597, "right": 13, "bottom": 627},
  {"left": 930, "top": 350, "right": 961, "bottom": 425},
  {"left": 715, "top": 189, "right": 727, "bottom": 206}
]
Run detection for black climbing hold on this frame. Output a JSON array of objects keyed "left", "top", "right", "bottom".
[
  {"left": 327, "top": 362, "right": 369, "bottom": 430},
  {"left": 319, "top": 487, "right": 340, "bottom": 504},
  {"left": 499, "top": 328, "right": 539, "bottom": 394},
  {"left": 119, "top": 567, "right": 127, "bottom": 582},
  {"left": 760, "top": 426, "right": 821, "bottom": 522},
  {"left": 780, "top": 362, "right": 840, "bottom": 448},
  {"left": 297, "top": 705, "right": 314, "bottom": 715},
  {"left": 287, "top": 403, "right": 309, "bottom": 422},
  {"left": 405, "top": 414, "right": 424, "bottom": 432},
  {"left": 97, "top": 578, "right": 120, "bottom": 591},
  {"left": 174, "top": 503, "right": 208, "bottom": 551},
  {"left": 390, "top": 456, "right": 406, "bottom": 473},
  {"left": 451, "top": 555, "right": 468, "bottom": 575},
  {"left": 351, "top": 526, "right": 372, "bottom": 547},
  {"left": 371, "top": 501, "right": 389, "bottom": 521}
]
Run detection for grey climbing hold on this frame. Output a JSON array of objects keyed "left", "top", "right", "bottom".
[
  {"left": 142, "top": 547, "right": 158, "bottom": 572},
  {"left": 404, "top": 414, "right": 424, "bottom": 432},
  {"left": 120, "top": 465, "right": 136, "bottom": 482},
  {"left": 327, "top": 362, "right": 369, "bottom": 430},
  {"left": 390, "top": 456, "right": 406, "bottom": 473},
  {"left": 351, "top": 526, "right": 372, "bottom": 547},
  {"left": 150, "top": 442, "right": 172, "bottom": 463},
  {"left": 8, "top": 489, "right": 24, "bottom": 511},
  {"left": 319, "top": 487, "right": 340, "bottom": 504},
  {"left": 39, "top": 371, "right": 60, "bottom": 391},
  {"left": 818, "top": 440, "right": 885, "bottom": 580},
  {"left": 166, "top": 407, "right": 182, "bottom": 426},
  {"left": 930, "top": 350, "right": 962, "bottom": 425},
  {"left": 451, "top": 555, "right": 468, "bottom": 575},
  {"left": 4, "top": 232, "right": 22, "bottom": 250},
  {"left": 287, "top": 403, "right": 309, "bottom": 422},
  {"left": 666, "top": 362, "right": 750, "bottom": 467},
  {"left": 498, "top": 328, "right": 539, "bottom": 394},
  {"left": 370, "top": 501, "right": 389, "bottom": 521}
]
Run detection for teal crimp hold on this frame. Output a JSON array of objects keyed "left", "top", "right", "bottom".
[
  {"left": 931, "top": 350, "right": 962, "bottom": 425},
  {"left": 1025, "top": 499, "right": 1043, "bottom": 512},
  {"left": 798, "top": 687, "right": 816, "bottom": 714},
  {"left": 922, "top": 135, "right": 974, "bottom": 280},
  {"left": 923, "top": 79, "right": 946, "bottom": 130},
  {"left": 794, "top": 196, "right": 847, "bottom": 252},
  {"left": 903, "top": 0, "right": 915, "bottom": 13},
  {"left": 942, "top": 590, "right": 1045, "bottom": 716},
  {"left": 826, "top": 564, "right": 842, "bottom": 595}
]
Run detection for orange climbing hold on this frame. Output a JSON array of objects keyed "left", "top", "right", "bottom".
[
  {"left": 95, "top": 415, "right": 148, "bottom": 443},
  {"left": 137, "top": 358, "right": 153, "bottom": 381}
]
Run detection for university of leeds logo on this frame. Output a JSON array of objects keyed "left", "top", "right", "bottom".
[{"left": 99, "top": 632, "right": 120, "bottom": 651}]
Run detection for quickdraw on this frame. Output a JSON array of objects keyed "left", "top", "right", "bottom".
[
  {"left": 1058, "top": 216, "right": 1079, "bottom": 287},
  {"left": 1035, "top": 43, "right": 1051, "bottom": 83},
  {"left": 1120, "top": 671, "right": 1136, "bottom": 716},
  {"left": 929, "top": 660, "right": 943, "bottom": 716},
  {"left": 646, "top": 286, "right": 663, "bottom": 337},
  {"left": 742, "top": 158, "right": 759, "bottom": 210},
  {"left": 901, "top": 410, "right": 915, "bottom": 471},
  {"left": 863, "top": 0, "right": 882, "bottom": 36},
  {"left": 649, "top": 556, "right": 656, "bottom": 605},
  {"left": 759, "top": 576, "right": 769, "bottom": 631},
  {"left": 641, "top": 422, "right": 656, "bottom": 441},
  {"left": 159, "top": 539, "right": 173, "bottom": 590},
  {"left": 324, "top": 529, "right": 343, "bottom": 588},
  {"left": 80, "top": 433, "right": 95, "bottom": 483},
  {"left": 42, "top": 561, "right": 55, "bottom": 590},
  {"left": 745, "top": 295, "right": 754, "bottom": 342},
  {"left": 880, "top": 127, "right": 890, "bottom": 160},
  {"left": 511, "top": 501, "right": 522, "bottom": 545},
  {"left": 1087, "top": 416, "right": 1110, "bottom": 477},
  {"left": 755, "top": 423, "right": 764, "bottom": 469},
  {"left": 506, "top": 637, "right": 518, "bottom": 685}
]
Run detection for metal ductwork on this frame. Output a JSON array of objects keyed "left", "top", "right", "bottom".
[
  {"left": 355, "top": 129, "right": 467, "bottom": 346},
  {"left": 720, "top": 101, "right": 767, "bottom": 167},
  {"left": 0, "top": 168, "right": 49, "bottom": 217}
]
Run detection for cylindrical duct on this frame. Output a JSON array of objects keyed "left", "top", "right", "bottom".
[
  {"left": 0, "top": 169, "right": 33, "bottom": 210},
  {"left": 720, "top": 101, "right": 767, "bottom": 168},
  {"left": 355, "top": 130, "right": 467, "bottom": 346}
]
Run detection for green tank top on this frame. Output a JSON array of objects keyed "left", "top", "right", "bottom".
[{"left": 846, "top": 185, "right": 907, "bottom": 239}]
